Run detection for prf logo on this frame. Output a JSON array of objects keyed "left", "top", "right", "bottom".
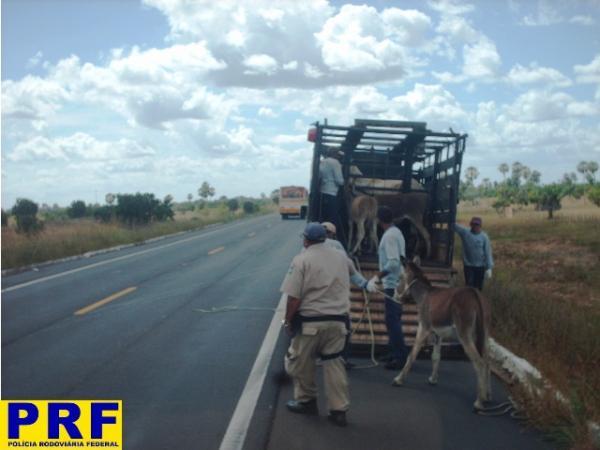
[{"left": 0, "top": 400, "right": 122, "bottom": 448}]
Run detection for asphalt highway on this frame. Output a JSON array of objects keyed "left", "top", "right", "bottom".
[{"left": 1, "top": 215, "right": 553, "bottom": 450}]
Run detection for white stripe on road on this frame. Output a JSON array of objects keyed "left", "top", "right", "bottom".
[
  {"left": 2, "top": 217, "right": 275, "bottom": 293},
  {"left": 219, "top": 294, "right": 287, "bottom": 450}
]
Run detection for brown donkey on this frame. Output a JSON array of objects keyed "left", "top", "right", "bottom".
[{"left": 392, "top": 259, "right": 492, "bottom": 410}]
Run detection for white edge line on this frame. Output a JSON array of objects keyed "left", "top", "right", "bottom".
[
  {"left": 2, "top": 217, "right": 272, "bottom": 293},
  {"left": 218, "top": 294, "right": 286, "bottom": 450}
]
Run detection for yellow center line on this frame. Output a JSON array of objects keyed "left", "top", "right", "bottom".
[
  {"left": 74, "top": 287, "right": 137, "bottom": 316},
  {"left": 208, "top": 246, "right": 225, "bottom": 255}
]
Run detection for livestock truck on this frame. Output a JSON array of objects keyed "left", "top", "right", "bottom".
[{"left": 306, "top": 119, "right": 467, "bottom": 354}]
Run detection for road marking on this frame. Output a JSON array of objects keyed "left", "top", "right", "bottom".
[
  {"left": 219, "top": 294, "right": 286, "bottom": 450},
  {"left": 74, "top": 287, "right": 137, "bottom": 316},
  {"left": 208, "top": 246, "right": 225, "bottom": 255},
  {"left": 1, "top": 216, "right": 276, "bottom": 293}
]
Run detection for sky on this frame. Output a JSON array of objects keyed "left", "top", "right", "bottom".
[{"left": 1, "top": 0, "right": 600, "bottom": 207}]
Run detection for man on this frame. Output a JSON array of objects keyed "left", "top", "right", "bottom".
[
  {"left": 319, "top": 147, "right": 345, "bottom": 242},
  {"left": 454, "top": 216, "right": 494, "bottom": 290},
  {"left": 281, "top": 223, "right": 365, "bottom": 426},
  {"left": 322, "top": 221, "right": 373, "bottom": 369},
  {"left": 368, "top": 206, "right": 408, "bottom": 370},
  {"left": 322, "top": 221, "right": 345, "bottom": 253}
]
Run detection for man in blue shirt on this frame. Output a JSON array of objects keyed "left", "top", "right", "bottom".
[
  {"left": 368, "top": 206, "right": 408, "bottom": 370},
  {"left": 454, "top": 216, "right": 494, "bottom": 290}
]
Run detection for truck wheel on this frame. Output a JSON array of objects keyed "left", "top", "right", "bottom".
[
  {"left": 281, "top": 214, "right": 288, "bottom": 220},
  {"left": 300, "top": 208, "right": 307, "bottom": 219}
]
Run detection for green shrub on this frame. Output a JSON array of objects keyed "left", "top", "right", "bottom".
[
  {"left": 11, "top": 198, "right": 43, "bottom": 234},
  {"left": 243, "top": 201, "right": 256, "bottom": 214},
  {"left": 67, "top": 200, "right": 87, "bottom": 218}
]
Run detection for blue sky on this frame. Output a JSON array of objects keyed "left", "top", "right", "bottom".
[{"left": 2, "top": 0, "right": 599, "bottom": 207}]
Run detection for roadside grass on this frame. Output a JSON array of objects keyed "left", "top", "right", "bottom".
[
  {"left": 456, "top": 197, "right": 600, "bottom": 449},
  {"left": 1, "top": 204, "right": 276, "bottom": 270}
]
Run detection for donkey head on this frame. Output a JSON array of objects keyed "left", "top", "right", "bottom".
[{"left": 396, "top": 257, "right": 428, "bottom": 304}]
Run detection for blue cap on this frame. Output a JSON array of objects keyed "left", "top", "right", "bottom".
[{"left": 302, "top": 222, "right": 326, "bottom": 242}]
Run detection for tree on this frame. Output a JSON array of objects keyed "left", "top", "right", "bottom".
[
  {"left": 198, "top": 182, "right": 215, "bottom": 200},
  {"left": 243, "top": 201, "right": 256, "bottom": 214},
  {"left": 105, "top": 193, "right": 115, "bottom": 205},
  {"left": 11, "top": 198, "right": 43, "bottom": 234},
  {"left": 187, "top": 193, "right": 193, "bottom": 202},
  {"left": 93, "top": 206, "right": 114, "bottom": 223},
  {"left": 115, "top": 193, "right": 173, "bottom": 226},
  {"left": 498, "top": 163, "right": 509, "bottom": 180},
  {"left": 577, "top": 160, "right": 598, "bottom": 185},
  {"left": 227, "top": 198, "right": 239, "bottom": 212},
  {"left": 67, "top": 200, "right": 87, "bottom": 219},
  {"left": 529, "top": 170, "right": 541, "bottom": 185},
  {"left": 1, "top": 209, "right": 8, "bottom": 227},
  {"left": 588, "top": 185, "right": 600, "bottom": 207},
  {"left": 271, "top": 189, "right": 280, "bottom": 205},
  {"left": 532, "top": 184, "right": 566, "bottom": 219}
]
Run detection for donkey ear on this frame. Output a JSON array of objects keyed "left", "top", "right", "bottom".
[{"left": 412, "top": 255, "right": 421, "bottom": 266}]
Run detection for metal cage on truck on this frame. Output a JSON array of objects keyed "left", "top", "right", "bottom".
[{"left": 307, "top": 118, "right": 468, "bottom": 352}]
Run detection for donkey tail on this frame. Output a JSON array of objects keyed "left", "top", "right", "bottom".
[{"left": 472, "top": 288, "right": 487, "bottom": 357}]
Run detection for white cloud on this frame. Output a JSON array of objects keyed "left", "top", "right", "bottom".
[
  {"left": 8, "top": 133, "right": 156, "bottom": 162},
  {"left": 427, "top": 0, "right": 474, "bottom": 16},
  {"left": 569, "top": 15, "right": 595, "bottom": 26},
  {"left": 507, "top": 90, "right": 598, "bottom": 122},
  {"left": 506, "top": 63, "right": 571, "bottom": 87},
  {"left": 26, "top": 51, "right": 44, "bottom": 68},
  {"left": 2, "top": 76, "right": 69, "bottom": 123},
  {"left": 258, "top": 107, "right": 278, "bottom": 118},
  {"left": 272, "top": 134, "right": 306, "bottom": 144},
  {"left": 462, "top": 38, "right": 501, "bottom": 79},
  {"left": 243, "top": 54, "right": 278, "bottom": 75},
  {"left": 574, "top": 55, "right": 600, "bottom": 83},
  {"left": 522, "top": 0, "right": 562, "bottom": 26}
]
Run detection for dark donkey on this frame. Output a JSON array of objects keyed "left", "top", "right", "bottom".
[{"left": 392, "top": 258, "right": 492, "bottom": 410}]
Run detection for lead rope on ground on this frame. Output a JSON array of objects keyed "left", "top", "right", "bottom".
[{"left": 347, "top": 256, "right": 378, "bottom": 369}]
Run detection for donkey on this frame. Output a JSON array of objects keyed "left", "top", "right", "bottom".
[
  {"left": 392, "top": 258, "right": 492, "bottom": 410},
  {"left": 347, "top": 195, "right": 378, "bottom": 255}
]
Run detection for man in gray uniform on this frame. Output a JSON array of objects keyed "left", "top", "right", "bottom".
[
  {"left": 454, "top": 216, "right": 494, "bottom": 290},
  {"left": 281, "top": 223, "right": 362, "bottom": 426},
  {"left": 319, "top": 147, "right": 345, "bottom": 243}
]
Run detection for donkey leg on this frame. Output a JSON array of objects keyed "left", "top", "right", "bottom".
[
  {"left": 370, "top": 220, "right": 379, "bottom": 253},
  {"left": 459, "top": 339, "right": 488, "bottom": 410},
  {"left": 428, "top": 334, "right": 442, "bottom": 385},
  {"left": 347, "top": 220, "right": 354, "bottom": 254},
  {"left": 393, "top": 325, "right": 429, "bottom": 386},
  {"left": 352, "top": 220, "right": 365, "bottom": 255}
]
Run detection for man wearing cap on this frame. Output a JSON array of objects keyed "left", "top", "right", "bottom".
[
  {"left": 454, "top": 217, "right": 494, "bottom": 290},
  {"left": 319, "top": 147, "right": 345, "bottom": 243},
  {"left": 281, "top": 222, "right": 365, "bottom": 426},
  {"left": 367, "top": 206, "right": 408, "bottom": 370}
]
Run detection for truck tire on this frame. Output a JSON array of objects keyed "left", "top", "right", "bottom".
[
  {"left": 281, "top": 214, "right": 288, "bottom": 220},
  {"left": 300, "top": 207, "right": 307, "bottom": 220}
]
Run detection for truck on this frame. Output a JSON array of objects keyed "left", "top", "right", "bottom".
[
  {"left": 279, "top": 186, "right": 308, "bottom": 220},
  {"left": 306, "top": 118, "right": 467, "bottom": 354}
]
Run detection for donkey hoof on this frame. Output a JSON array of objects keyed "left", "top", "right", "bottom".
[
  {"left": 392, "top": 378, "right": 403, "bottom": 387},
  {"left": 428, "top": 377, "right": 438, "bottom": 385},
  {"left": 472, "top": 401, "right": 484, "bottom": 412}
]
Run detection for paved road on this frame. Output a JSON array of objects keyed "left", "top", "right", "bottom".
[{"left": 1, "top": 215, "right": 553, "bottom": 450}]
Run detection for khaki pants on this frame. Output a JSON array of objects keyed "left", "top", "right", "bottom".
[{"left": 284, "top": 321, "right": 349, "bottom": 412}]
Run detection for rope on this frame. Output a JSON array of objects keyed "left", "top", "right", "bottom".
[
  {"left": 347, "top": 257, "right": 379, "bottom": 369},
  {"left": 475, "top": 396, "right": 525, "bottom": 419}
]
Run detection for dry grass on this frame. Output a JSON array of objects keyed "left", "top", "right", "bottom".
[
  {"left": 456, "top": 197, "right": 600, "bottom": 449},
  {"left": 1, "top": 204, "right": 276, "bottom": 270}
]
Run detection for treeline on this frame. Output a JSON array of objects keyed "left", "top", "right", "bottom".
[{"left": 459, "top": 160, "right": 600, "bottom": 218}]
